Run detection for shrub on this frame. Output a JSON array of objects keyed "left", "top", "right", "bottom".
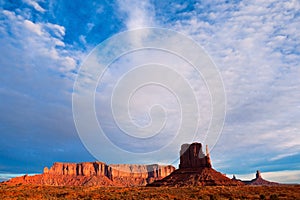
[
  {"left": 260, "top": 194, "right": 266, "bottom": 200},
  {"left": 270, "top": 194, "right": 279, "bottom": 200},
  {"left": 209, "top": 194, "right": 217, "bottom": 200}
]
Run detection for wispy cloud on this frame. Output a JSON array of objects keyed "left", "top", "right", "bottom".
[
  {"left": 269, "top": 152, "right": 298, "bottom": 161},
  {"left": 1, "top": 9, "right": 78, "bottom": 74},
  {"left": 73, "top": 0, "right": 300, "bottom": 175},
  {"left": 0, "top": 5, "right": 91, "bottom": 173},
  {"left": 0, "top": 173, "right": 36, "bottom": 182},
  {"left": 117, "top": 0, "right": 155, "bottom": 29},
  {"left": 23, "top": 0, "right": 45, "bottom": 13},
  {"left": 157, "top": 0, "right": 300, "bottom": 173}
]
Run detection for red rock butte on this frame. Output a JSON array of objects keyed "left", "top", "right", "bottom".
[{"left": 148, "top": 142, "right": 243, "bottom": 186}]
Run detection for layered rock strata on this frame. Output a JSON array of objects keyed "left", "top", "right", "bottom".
[{"left": 5, "top": 162, "right": 175, "bottom": 186}]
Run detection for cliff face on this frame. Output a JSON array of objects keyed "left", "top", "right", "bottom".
[
  {"left": 179, "top": 143, "right": 212, "bottom": 169},
  {"left": 45, "top": 162, "right": 110, "bottom": 177},
  {"left": 109, "top": 164, "right": 175, "bottom": 186},
  {"left": 6, "top": 162, "right": 175, "bottom": 186},
  {"left": 44, "top": 162, "right": 174, "bottom": 180},
  {"left": 110, "top": 164, "right": 174, "bottom": 179}
]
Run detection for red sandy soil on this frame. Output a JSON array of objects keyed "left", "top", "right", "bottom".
[{"left": 0, "top": 183, "right": 299, "bottom": 199}]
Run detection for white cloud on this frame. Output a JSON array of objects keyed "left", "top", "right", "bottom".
[
  {"left": 23, "top": 0, "right": 45, "bottom": 13},
  {"left": 270, "top": 152, "right": 298, "bottom": 161},
  {"left": 1, "top": 10, "right": 78, "bottom": 74},
  {"left": 0, "top": 173, "right": 37, "bottom": 182},
  {"left": 159, "top": 0, "right": 300, "bottom": 173},
  {"left": 74, "top": 0, "right": 299, "bottom": 170},
  {"left": 263, "top": 170, "right": 300, "bottom": 184},
  {"left": 117, "top": 0, "right": 155, "bottom": 29},
  {"left": 23, "top": 19, "right": 43, "bottom": 35},
  {"left": 86, "top": 23, "right": 95, "bottom": 32},
  {"left": 45, "top": 23, "right": 66, "bottom": 38}
]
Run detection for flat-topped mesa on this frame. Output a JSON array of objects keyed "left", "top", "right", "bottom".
[
  {"left": 179, "top": 142, "right": 212, "bottom": 169},
  {"left": 45, "top": 162, "right": 110, "bottom": 177},
  {"left": 36, "top": 161, "right": 175, "bottom": 186}
]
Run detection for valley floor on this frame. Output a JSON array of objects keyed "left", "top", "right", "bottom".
[{"left": 0, "top": 184, "right": 299, "bottom": 199}]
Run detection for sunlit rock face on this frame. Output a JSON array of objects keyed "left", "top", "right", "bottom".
[{"left": 5, "top": 162, "right": 175, "bottom": 186}]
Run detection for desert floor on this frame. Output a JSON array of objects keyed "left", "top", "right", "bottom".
[{"left": 0, "top": 184, "right": 299, "bottom": 199}]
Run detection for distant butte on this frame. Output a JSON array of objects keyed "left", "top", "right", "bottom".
[{"left": 233, "top": 170, "right": 279, "bottom": 186}]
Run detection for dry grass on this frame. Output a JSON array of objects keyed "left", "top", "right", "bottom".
[{"left": 0, "top": 183, "right": 299, "bottom": 199}]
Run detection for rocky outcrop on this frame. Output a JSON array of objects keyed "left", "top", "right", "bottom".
[
  {"left": 148, "top": 142, "right": 243, "bottom": 186},
  {"left": 5, "top": 162, "right": 175, "bottom": 186},
  {"left": 240, "top": 170, "right": 279, "bottom": 186}
]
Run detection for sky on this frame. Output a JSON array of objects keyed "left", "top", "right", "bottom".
[{"left": 0, "top": 0, "right": 300, "bottom": 183}]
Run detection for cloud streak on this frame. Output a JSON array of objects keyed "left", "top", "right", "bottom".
[
  {"left": 23, "top": 0, "right": 45, "bottom": 13},
  {"left": 117, "top": 0, "right": 155, "bottom": 29}
]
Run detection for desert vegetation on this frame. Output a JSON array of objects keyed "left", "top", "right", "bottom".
[{"left": 0, "top": 184, "right": 299, "bottom": 200}]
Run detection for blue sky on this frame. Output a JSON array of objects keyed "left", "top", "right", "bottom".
[{"left": 1, "top": 0, "right": 300, "bottom": 183}]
